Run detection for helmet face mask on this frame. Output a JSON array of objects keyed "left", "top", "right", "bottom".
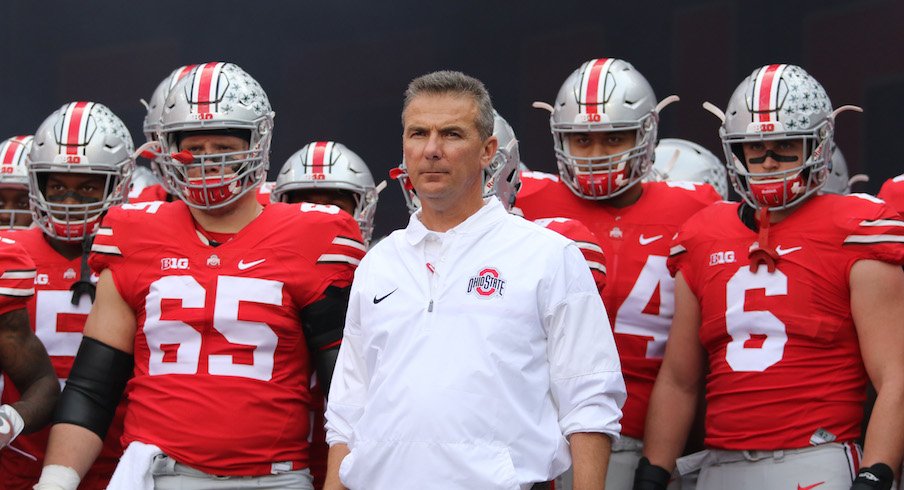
[
  {"left": 156, "top": 62, "right": 274, "bottom": 211},
  {"left": 548, "top": 58, "right": 661, "bottom": 200},
  {"left": 272, "top": 141, "right": 378, "bottom": 244},
  {"left": 718, "top": 64, "right": 835, "bottom": 210},
  {"left": 28, "top": 102, "right": 134, "bottom": 242},
  {"left": 485, "top": 111, "right": 521, "bottom": 210}
]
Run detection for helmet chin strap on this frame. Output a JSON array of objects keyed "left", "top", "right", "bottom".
[
  {"left": 70, "top": 233, "right": 96, "bottom": 305},
  {"left": 748, "top": 208, "right": 778, "bottom": 273}
]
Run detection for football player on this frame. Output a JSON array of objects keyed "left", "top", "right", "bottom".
[
  {"left": 0, "top": 136, "right": 35, "bottom": 230},
  {"left": 272, "top": 141, "right": 380, "bottom": 245},
  {"left": 269, "top": 141, "right": 379, "bottom": 487},
  {"left": 0, "top": 237, "right": 58, "bottom": 458},
  {"left": 878, "top": 174, "right": 904, "bottom": 216},
  {"left": 0, "top": 102, "right": 133, "bottom": 490},
  {"left": 649, "top": 138, "right": 730, "bottom": 200},
  {"left": 517, "top": 58, "right": 721, "bottom": 489},
  {"left": 821, "top": 147, "right": 870, "bottom": 196},
  {"left": 35, "top": 63, "right": 365, "bottom": 490},
  {"left": 637, "top": 64, "right": 904, "bottom": 490}
]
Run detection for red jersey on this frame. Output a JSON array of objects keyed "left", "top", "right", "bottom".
[
  {"left": 533, "top": 217, "right": 607, "bottom": 292},
  {"left": 516, "top": 171, "right": 720, "bottom": 438},
  {"left": 257, "top": 181, "right": 275, "bottom": 206},
  {"left": 0, "top": 228, "right": 124, "bottom": 490},
  {"left": 667, "top": 194, "right": 904, "bottom": 450},
  {"left": 878, "top": 174, "right": 904, "bottom": 217},
  {"left": 128, "top": 183, "right": 169, "bottom": 203},
  {"left": 89, "top": 200, "right": 364, "bottom": 476},
  {"left": 0, "top": 236, "right": 34, "bottom": 315}
]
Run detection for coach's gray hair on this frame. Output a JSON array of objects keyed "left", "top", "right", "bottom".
[{"left": 403, "top": 70, "right": 495, "bottom": 140}]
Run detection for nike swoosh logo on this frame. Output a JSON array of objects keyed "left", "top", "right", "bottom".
[
  {"left": 775, "top": 245, "right": 803, "bottom": 256},
  {"left": 237, "top": 258, "right": 266, "bottom": 270},
  {"left": 798, "top": 482, "right": 825, "bottom": 490},
  {"left": 373, "top": 289, "right": 398, "bottom": 304},
  {"left": 639, "top": 234, "right": 664, "bottom": 245}
]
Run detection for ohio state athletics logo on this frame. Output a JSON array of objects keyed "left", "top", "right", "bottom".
[{"left": 467, "top": 267, "right": 506, "bottom": 299}]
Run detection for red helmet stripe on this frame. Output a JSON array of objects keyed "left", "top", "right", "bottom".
[
  {"left": 0, "top": 136, "right": 28, "bottom": 165},
  {"left": 311, "top": 141, "right": 330, "bottom": 174},
  {"left": 755, "top": 64, "right": 784, "bottom": 122},
  {"left": 582, "top": 58, "right": 611, "bottom": 114},
  {"left": 194, "top": 62, "right": 220, "bottom": 114},
  {"left": 169, "top": 64, "right": 198, "bottom": 90},
  {"left": 64, "top": 102, "right": 92, "bottom": 156}
]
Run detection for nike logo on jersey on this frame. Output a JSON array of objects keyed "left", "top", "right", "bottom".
[
  {"left": 373, "top": 289, "right": 398, "bottom": 304},
  {"left": 797, "top": 482, "right": 825, "bottom": 490},
  {"left": 237, "top": 258, "right": 266, "bottom": 270},
  {"left": 639, "top": 234, "right": 663, "bottom": 245},
  {"left": 775, "top": 245, "right": 803, "bottom": 256}
]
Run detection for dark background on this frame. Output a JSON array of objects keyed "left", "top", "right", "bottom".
[{"left": 2, "top": 0, "right": 901, "bottom": 237}]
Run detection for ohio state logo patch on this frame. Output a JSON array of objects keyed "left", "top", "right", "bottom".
[{"left": 467, "top": 267, "right": 506, "bottom": 299}]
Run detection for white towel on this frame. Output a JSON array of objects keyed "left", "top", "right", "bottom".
[{"left": 106, "top": 441, "right": 162, "bottom": 490}]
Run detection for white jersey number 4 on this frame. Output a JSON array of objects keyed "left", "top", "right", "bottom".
[{"left": 613, "top": 255, "right": 675, "bottom": 359}]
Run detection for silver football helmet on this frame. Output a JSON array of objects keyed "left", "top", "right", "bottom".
[
  {"left": 650, "top": 138, "right": 729, "bottom": 199},
  {"left": 486, "top": 110, "right": 521, "bottom": 210},
  {"left": 538, "top": 58, "right": 676, "bottom": 200},
  {"left": 128, "top": 164, "right": 163, "bottom": 201},
  {"left": 0, "top": 135, "right": 34, "bottom": 229},
  {"left": 28, "top": 102, "right": 134, "bottom": 241},
  {"left": 156, "top": 62, "right": 274, "bottom": 210},
  {"left": 142, "top": 64, "right": 197, "bottom": 192},
  {"left": 272, "top": 141, "right": 378, "bottom": 244},
  {"left": 708, "top": 64, "right": 856, "bottom": 210}
]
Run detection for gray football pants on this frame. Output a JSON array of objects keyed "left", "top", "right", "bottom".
[
  {"left": 150, "top": 454, "right": 314, "bottom": 490},
  {"left": 676, "top": 442, "right": 862, "bottom": 490}
]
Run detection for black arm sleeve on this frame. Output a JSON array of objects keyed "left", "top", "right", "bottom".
[
  {"left": 300, "top": 285, "right": 351, "bottom": 399},
  {"left": 53, "top": 336, "right": 132, "bottom": 439}
]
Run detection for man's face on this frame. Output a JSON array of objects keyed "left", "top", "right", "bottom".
[
  {"left": 402, "top": 94, "right": 497, "bottom": 206},
  {"left": 741, "top": 139, "right": 805, "bottom": 177},
  {"left": 0, "top": 187, "right": 31, "bottom": 228},
  {"left": 178, "top": 134, "right": 250, "bottom": 179},
  {"left": 566, "top": 130, "right": 636, "bottom": 163},
  {"left": 44, "top": 173, "right": 106, "bottom": 204},
  {"left": 285, "top": 189, "right": 357, "bottom": 216}
]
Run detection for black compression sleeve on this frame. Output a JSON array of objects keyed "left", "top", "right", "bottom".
[
  {"left": 53, "top": 337, "right": 132, "bottom": 439},
  {"left": 301, "top": 285, "right": 351, "bottom": 397}
]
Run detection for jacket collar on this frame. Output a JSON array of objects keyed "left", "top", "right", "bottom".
[{"left": 405, "top": 197, "right": 507, "bottom": 246}]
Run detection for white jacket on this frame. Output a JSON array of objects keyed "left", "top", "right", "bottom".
[{"left": 326, "top": 198, "right": 626, "bottom": 489}]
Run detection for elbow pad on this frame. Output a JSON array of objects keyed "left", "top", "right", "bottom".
[{"left": 53, "top": 337, "right": 132, "bottom": 439}]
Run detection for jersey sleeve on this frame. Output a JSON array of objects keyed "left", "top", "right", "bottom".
[
  {"left": 877, "top": 176, "right": 904, "bottom": 217},
  {"left": 290, "top": 204, "right": 367, "bottom": 307},
  {"left": 536, "top": 217, "right": 607, "bottom": 292},
  {"left": 837, "top": 194, "right": 904, "bottom": 268},
  {"left": 88, "top": 205, "right": 130, "bottom": 274},
  {"left": 0, "top": 237, "right": 36, "bottom": 316},
  {"left": 666, "top": 208, "right": 712, "bottom": 297}
]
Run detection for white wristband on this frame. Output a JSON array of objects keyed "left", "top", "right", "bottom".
[
  {"left": 33, "top": 464, "right": 81, "bottom": 490},
  {"left": 0, "top": 404, "right": 25, "bottom": 444}
]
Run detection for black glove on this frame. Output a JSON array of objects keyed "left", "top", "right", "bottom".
[
  {"left": 851, "top": 463, "right": 894, "bottom": 490},
  {"left": 633, "top": 457, "right": 671, "bottom": 490}
]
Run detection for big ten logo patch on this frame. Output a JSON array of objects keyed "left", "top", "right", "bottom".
[{"left": 161, "top": 257, "right": 190, "bottom": 271}]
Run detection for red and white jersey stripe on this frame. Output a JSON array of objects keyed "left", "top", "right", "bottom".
[
  {"left": 56, "top": 101, "right": 95, "bottom": 156},
  {"left": 750, "top": 64, "right": 788, "bottom": 122},
  {"left": 0, "top": 135, "right": 33, "bottom": 167},
  {"left": 317, "top": 234, "right": 366, "bottom": 266},
  {"left": 0, "top": 236, "right": 36, "bottom": 314},
  {"left": 578, "top": 58, "right": 615, "bottom": 113},
  {"left": 189, "top": 62, "right": 227, "bottom": 114}
]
